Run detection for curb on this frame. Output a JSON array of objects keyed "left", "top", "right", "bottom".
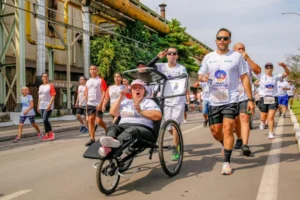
[
  {"left": 0, "top": 125, "right": 80, "bottom": 142},
  {"left": 289, "top": 108, "right": 300, "bottom": 152}
]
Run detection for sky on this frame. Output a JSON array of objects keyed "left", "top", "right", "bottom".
[{"left": 141, "top": 0, "right": 300, "bottom": 74}]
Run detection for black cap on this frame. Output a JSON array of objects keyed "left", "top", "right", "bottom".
[
  {"left": 136, "top": 61, "right": 146, "bottom": 67},
  {"left": 265, "top": 62, "right": 273, "bottom": 68}
]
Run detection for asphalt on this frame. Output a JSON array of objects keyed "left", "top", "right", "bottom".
[{"left": 0, "top": 111, "right": 299, "bottom": 200}]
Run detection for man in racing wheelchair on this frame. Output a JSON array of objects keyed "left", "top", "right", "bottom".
[{"left": 98, "top": 79, "right": 162, "bottom": 157}]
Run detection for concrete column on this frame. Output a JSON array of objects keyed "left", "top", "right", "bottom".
[
  {"left": 66, "top": 28, "right": 72, "bottom": 114},
  {"left": 81, "top": 6, "right": 90, "bottom": 78},
  {"left": 14, "top": 0, "right": 26, "bottom": 111},
  {"left": 36, "top": 0, "right": 46, "bottom": 85}
]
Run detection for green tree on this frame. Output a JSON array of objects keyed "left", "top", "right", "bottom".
[{"left": 286, "top": 52, "right": 300, "bottom": 89}]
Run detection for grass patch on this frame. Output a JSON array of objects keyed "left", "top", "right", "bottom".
[{"left": 291, "top": 100, "right": 300, "bottom": 122}]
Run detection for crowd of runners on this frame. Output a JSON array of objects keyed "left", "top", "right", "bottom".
[{"left": 12, "top": 28, "right": 296, "bottom": 175}]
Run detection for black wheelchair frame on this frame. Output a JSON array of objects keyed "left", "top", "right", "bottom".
[{"left": 84, "top": 68, "right": 188, "bottom": 195}]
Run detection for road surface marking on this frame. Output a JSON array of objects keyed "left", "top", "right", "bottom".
[
  {"left": 0, "top": 190, "right": 32, "bottom": 200},
  {"left": 256, "top": 117, "right": 284, "bottom": 200},
  {"left": 183, "top": 125, "right": 203, "bottom": 134}
]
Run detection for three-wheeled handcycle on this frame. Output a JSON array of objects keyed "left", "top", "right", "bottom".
[{"left": 83, "top": 67, "right": 189, "bottom": 195}]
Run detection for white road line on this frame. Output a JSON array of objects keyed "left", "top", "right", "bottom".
[
  {"left": 182, "top": 125, "right": 203, "bottom": 134},
  {"left": 0, "top": 190, "right": 32, "bottom": 200},
  {"left": 256, "top": 117, "right": 284, "bottom": 200}
]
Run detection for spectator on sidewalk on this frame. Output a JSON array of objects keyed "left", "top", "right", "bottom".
[{"left": 13, "top": 87, "right": 41, "bottom": 143}]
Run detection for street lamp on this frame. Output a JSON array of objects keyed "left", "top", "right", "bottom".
[{"left": 282, "top": 12, "right": 300, "bottom": 17}]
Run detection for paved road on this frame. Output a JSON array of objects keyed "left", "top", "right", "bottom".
[{"left": 0, "top": 111, "right": 300, "bottom": 200}]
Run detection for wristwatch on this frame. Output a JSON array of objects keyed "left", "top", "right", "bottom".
[{"left": 248, "top": 98, "right": 255, "bottom": 102}]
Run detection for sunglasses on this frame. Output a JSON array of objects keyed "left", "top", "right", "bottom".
[
  {"left": 216, "top": 36, "right": 230, "bottom": 41},
  {"left": 167, "top": 52, "right": 178, "bottom": 56},
  {"left": 265, "top": 66, "right": 273, "bottom": 69}
]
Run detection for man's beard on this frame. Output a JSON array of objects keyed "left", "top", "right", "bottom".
[{"left": 218, "top": 45, "right": 228, "bottom": 51}]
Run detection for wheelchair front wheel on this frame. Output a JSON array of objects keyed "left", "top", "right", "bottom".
[
  {"left": 158, "top": 119, "right": 184, "bottom": 177},
  {"left": 96, "top": 158, "right": 120, "bottom": 195}
]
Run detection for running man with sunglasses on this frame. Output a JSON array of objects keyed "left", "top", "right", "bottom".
[
  {"left": 148, "top": 47, "right": 189, "bottom": 161},
  {"left": 198, "top": 28, "right": 255, "bottom": 175},
  {"left": 233, "top": 43, "right": 261, "bottom": 156},
  {"left": 257, "top": 62, "right": 289, "bottom": 139}
]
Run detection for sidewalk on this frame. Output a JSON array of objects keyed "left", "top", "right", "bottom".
[{"left": 0, "top": 115, "right": 112, "bottom": 142}]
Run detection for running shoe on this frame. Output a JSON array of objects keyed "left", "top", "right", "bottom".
[
  {"left": 241, "top": 145, "right": 251, "bottom": 156},
  {"left": 79, "top": 126, "right": 85, "bottom": 132},
  {"left": 82, "top": 127, "right": 89, "bottom": 133},
  {"left": 37, "top": 132, "right": 43, "bottom": 139},
  {"left": 85, "top": 139, "right": 95, "bottom": 146},
  {"left": 184, "top": 120, "right": 187, "bottom": 124},
  {"left": 171, "top": 146, "right": 180, "bottom": 161},
  {"left": 234, "top": 139, "right": 243, "bottom": 149},
  {"left": 203, "top": 120, "right": 208, "bottom": 127},
  {"left": 48, "top": 132, "right": 55, "bottom": 141},
  {"left": 100, "top": 137, "right": 121, "bottom": 148},
  {"left": 268, "top": 132, "right": 275, "bottom": 139},
  {"left": 12, "top": 137, "right": 22, "bottom": 143},
  {"left": 98, "top": 146, "right": 112, "bottom": 157},
  {"left": 260, "top": 123, "right": 265, "bottom": 130},
  {"left": 221, "top": 162, "right": 232, "bottom": 175},
  {"left": 41, "top": 135, "right": 49, "bottom": 141}
]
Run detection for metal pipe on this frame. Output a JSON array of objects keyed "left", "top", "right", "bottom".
[
  {"left": 25, "top": 1, "right": 65, "bottom": 50},
  {"left": 98, "top": 0, "right": 170, "bottom": 34},
  {"left": 36, "top": 0, "right": 46, "bottom": 77},
  {"left": 81, "top": 6, "right": 90, "bottom": 78}
]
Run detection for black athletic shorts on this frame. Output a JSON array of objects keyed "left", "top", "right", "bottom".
[
  {"left": 86, "top": 105, "right": 104, "bottom": 118},
  {"left": 185, "top": 104, "right": 188, "bottom": 112},
  {"left": 208, "top": 103, "right": 239, "bottom": 126},
  {"left": 238, "top": 100, "right": 248, "bottom": 114},
  {"left": 288, "top": 96, "right": 294, "bottom": 100},
  {"left": 76, "top": 107, "right": 86, "bottom": 116},
  {"left": 259, "top": 97, "right": 278, "bottom": 113}
]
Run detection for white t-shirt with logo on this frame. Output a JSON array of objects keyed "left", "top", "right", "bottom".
[
  {"left": 287, "top": 84, "right": 295, "bottom": 96},
  {"left": 77, "top": 85, "right": 87, "bottom": 107},
  {"left": 86, "top": 77, "right": 102, "bottom": 107},
  {"left": 119, "top": 98, "right": 161, "bottom": 129},
  {"left": 198, "top": 50, "right": 247, "bottom": 106},
  {"left": 155, "top": 63, "right": 188, "bottom": 106},
  {"left": 277, "top": 80, "right": 289, "bottom": 97},
  {"left": 189, "top": 94, "right": 195, "bottom": 101},
  {"left": 107, "top": 85, "right": 125, "bottom": 105},
  {"left": 238, "top": 61, "right": 253, "bottom": 102},
  {"left": 21, "top": 95, "right": 35, "bottom": 116},
  {"left": 38, "top": 84, "right": 56, "bottom": 110},
  {"left": 258, "top": 74, "right": 282, "bottom": 97},
  {"left": 200, "top": 82, "right": 210, "bottom": 101}
]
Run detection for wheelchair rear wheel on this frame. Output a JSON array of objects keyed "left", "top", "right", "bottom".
[
  {"left": 158, "top": 119, "right": 184, "bottom": 177},
  {"left": 96, "top": 158, "right": 120, "bottom": 195}
]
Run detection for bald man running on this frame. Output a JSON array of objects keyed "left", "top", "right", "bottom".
[{"left": 233, "top": 43, "right": 261, "bottom": 156}]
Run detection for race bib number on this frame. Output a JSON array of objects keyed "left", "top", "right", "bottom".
[
  {"left": 264, "top": 96, "right": 275, "bottom": 104},
  {"left": 39, "top": 94, "right": 45, "bottom": 100},
  {"left": 120, "top": 107, "right": 135, "bottom": 118},
  {"left": 211, "top": 89, "right": 229, "bottom": 103},
  {"left": 88, "top": 94, "right": 96, "bottom": 101},
  {"left": 203, "top": 85, "right": 209, "bottom": 92},
  {"left": 238, "top": 85, "right": 244, "bottom": 97}
]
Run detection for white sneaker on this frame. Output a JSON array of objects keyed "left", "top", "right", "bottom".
[
  {"left": 221, "top": 162, "right": 232, "bottom": 175},
  {"left": 260, "top": 123, "right": 265, "bottom": 130},
  {"left": 184, "top": 120, "right": 187, "bottom": 124},
  {"left": 268, "top": 132, "right": 275, "bottom": 139},
  {"left": 100, "top": 137, "right": 121, "bottom": 148}
]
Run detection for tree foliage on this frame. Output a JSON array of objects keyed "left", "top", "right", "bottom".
[
  {"left": 90, "top": 19, "right": 205, "bottom": 84},
  {"left": 286, "top": 52, "right": 300, "bottom": 89}
]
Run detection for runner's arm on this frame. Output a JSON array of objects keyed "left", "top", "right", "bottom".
[
  {"left": 247, "top": 58, "right": 261, "bottom": 74},
  {"left": 47, "top": 85, "right": 56, "bottom": 110},
  {"left": 280, "top": 63, "right": 290, "bottom": 78}
]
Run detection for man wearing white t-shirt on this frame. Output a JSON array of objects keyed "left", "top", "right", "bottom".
[
  {"left": 147, "top": 47, "right": 189, "bottom": 161},
  {"left": 233, "top": 43, "right": 261, "bottom": 156},
  {"left": 76, "top": 76, "right": 88, "bottom": 133},
  {"left": 277, "top": 78, "right": 290, "bottom": 118},
  {"left": 257, "top": 62, "right": 289, "bottom": 139},
  {"left": 198, "top": 28, "right": 255, "bottom": 175},
  {"left": 287, "top": 81, "right": 295, "bottom": 108}
]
